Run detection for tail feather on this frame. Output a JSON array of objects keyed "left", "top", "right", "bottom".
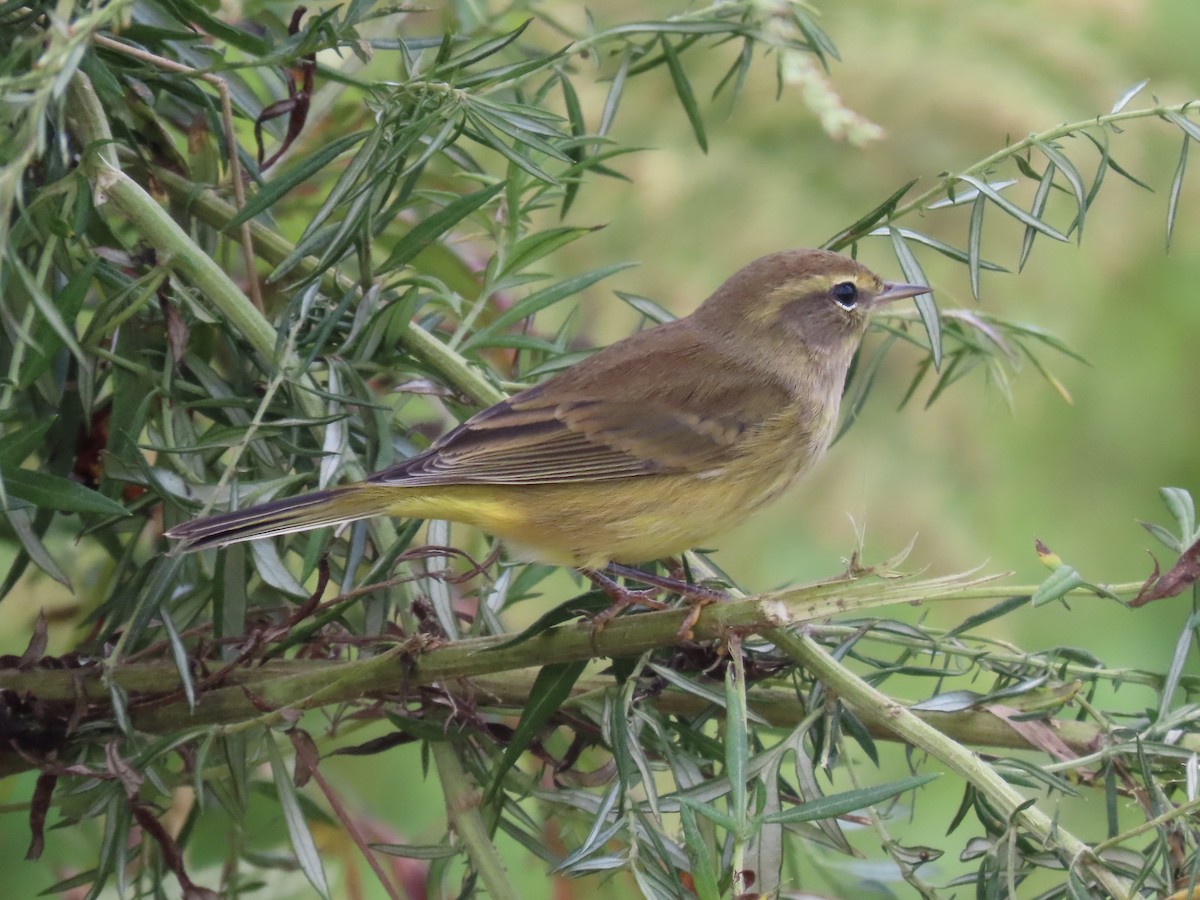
[{"left": 165, "top": 486, "right": 390, "bottom": 552}]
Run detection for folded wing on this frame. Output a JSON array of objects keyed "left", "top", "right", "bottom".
[{"left": 369, "top": 321, "right": 794, "bottom": 487}]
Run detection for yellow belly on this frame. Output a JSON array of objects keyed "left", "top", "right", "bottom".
[
  {"left": 376, "top": 452, "right": 816, "bottom": 568},
  {"left": 368, "top": 406, "right": 835, "bottom": 568}
]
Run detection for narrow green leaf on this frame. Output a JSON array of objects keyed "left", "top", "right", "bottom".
[
  {"left": 1034, "top": 139, "right": 1087, "bottom": 240},
  {"left": 924, "top": 349, "right": 968, "bottom": 407},
  {"left": 887, "top": 228, "right": 941, "bottom": 369},
  {"left": 1165, "top": 110, "right": 1200, "bottom": 144},
  {"left": 467, "top": 119, "right": 559, "bottom": 184},
  {"left": 1, "top": 468, "right": 128, "bottom": 516},
  {"left": 371, "top": 842, "right": 459, "bottom": 859},
  {"left": 1014, "top": 154, "right": 1042, "bottom": 181},
  {"left": 290, "top": 123, "right": 385, "bottom": 247},
  {"left": 967, "top": 194, "right": 985, "bottom": 301},
  {"left": 928, "top": 178, "right": 1016, "bottom": 209},
  {"left": 437, "top": 19, "right": 532, "bottom": 72},
  {"left": 1111, "top": 79, "right": 1150, "bottom": 114},
  {"left": 559, "top": 72, "right": 586, "bottom": 140},
  {"left": 159, "top": 602, "right": 197, "bottom": 711},
  {"left": 867, "top": 227, "right": 1006, "bottom": 272},
  {"left": 679, "top": 804, "right": 720, "bottom": 900},
  {"left": 378, "top": 182, "right": 505, "bottom": 273},
  {"left": 551, "top": 783, "right": 623, "bottom": 873},
  {"left": 711, "top": 38, "right": 753, "bottom": 106},
  {"left": 12, "top": 256, "right": 88, "bottom": 375},
  {"left": 1140, "top": 520, "right": 1182, "bottom": 553},
  {"left": 1079, "top": 136, "right": 1110, "bottom": 233},
  {"left": 249, "top": 540, "right": 310, "bottom": 598},
  {"left": 1020, "top": 161, "right": 1056, "bottom": 271},
  {"left": 660, "top": 35, "right": 707, "bottom": 152},
  {"left": 466, "top": 102, "right": 571, "bottom": 161},
  {"left": 502, "top": 227, "right": 596, "bottom": 279},
  {"left": 839, "top": 708, "right": 879, "bottom": 765},
  {"left": 895, "top": 351, "right": 933, "bottom": 411},
  {"left": 608, "top": 687, "right": 640, "bottom": 796},
  {"left": 725, "top": 652, "right": 749, "bottom": 834},
  {"left": 676, "top": 795, "right": 739, "bottom": 832},
  {"left": 466, "top": 262, "right": 636, "bottom": 348},
  {"left": 1167, "top": 134, "right": 1189, "bottom": 252},
  {"left": 1031, "top": 564, "right": 1085, "bottom": 606},
  {"left": 614, "top": 291, "right": 676, "bottom": 324},
  {"left": 21, "top": 259, "right": 97, "bottom": 388},
  {"left": 227, "top": 130, "right": 367, "bottom": 228},
  {"left": 761, "top": 772, "right": 938, "bottom": 825},
  {"left": 3, "top": 509, "right": 69, "bottom": 587},
  {"left": 593, "top": 20, "right": 753, "bottom": 39},
  {"left": 790, "top": 7, "right": 841, "bottom": 67},
  {"left": 488, "top": 660, "right": 587, "bottom": 799},
  {"left": 645, "top": 664, "right": 726, "bottom": 708},
  {"left": 267, "top": 732, "right": 330, "bottom": 899},
  {"left": 559, "top": 72, "right": 587, "bottom": 216},
  {"left": 456, "top": 48, "right": 567, "bottom": 90},
  {"left": 1161, "top": 487, "right": 1197, "bottom": 542},
  {"left": 945, "top": 594, "right": 1030, "bottom": 638},
  {"left": 1081, "top": 131, "right": 1153, "bottom": 191},
  {"left": 0, "top": 423, "right": 53, "bottom": 469},
  {"left": 958, "top": 175, "right": 1069, "bottom": 241},
  {"left": 1159, "top": 610, "right": 1200, "bottom": 719},
  {"left": 599, "top": 50, "right": 631, "bottom": 137},
  {"left": 910, "top": 690, "right": 985, "bottom": 712}
]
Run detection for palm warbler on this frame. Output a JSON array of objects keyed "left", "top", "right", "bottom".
[{"left": 166, "top": 249, "right": 927, "bottom": 570}]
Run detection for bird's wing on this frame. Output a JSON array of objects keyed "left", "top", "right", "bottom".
[{"left": 368, "top": 323, "right": 795, "bottom": 487}]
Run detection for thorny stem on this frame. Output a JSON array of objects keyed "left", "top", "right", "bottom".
[
  {"left": 886, "top": 101, "right": 1200, "bottom": 222},
  {"left": 773, "top": 629, "right": 1133, "bottom": 900}
]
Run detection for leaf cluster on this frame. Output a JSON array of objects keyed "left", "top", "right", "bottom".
[{"left": 2, "top": 2, "right": 1200, "bottom": 898}]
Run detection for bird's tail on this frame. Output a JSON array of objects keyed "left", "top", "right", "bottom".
[{"left": 165, "top": 485, "right": 393, "bottom": 553}]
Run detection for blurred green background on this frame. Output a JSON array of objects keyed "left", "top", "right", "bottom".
[
  {"left": 546, "top": 0, "right": 1200, "bottom": 666},
  {"left": 3, "top": 1, "right": 1200, "bottom": 896}
]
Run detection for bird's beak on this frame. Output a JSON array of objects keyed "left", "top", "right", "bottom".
[{"left": 874, "top": 281, "right": 929, "bottom": 306}]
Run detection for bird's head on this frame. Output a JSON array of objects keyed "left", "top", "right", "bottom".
[{"left": 693, "top": 248, "right": 928, "bottom": 367}]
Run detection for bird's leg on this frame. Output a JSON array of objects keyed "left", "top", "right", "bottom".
[
  {"left": 604, "top": 561, "right": 727, "bottom": 641},
  {"left": 582, "top": 568, "right": 667, "bottom": 634}
]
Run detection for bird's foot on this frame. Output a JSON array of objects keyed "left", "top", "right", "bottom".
[
  {"left": 599, "top": 562, "right": 727, "bottom": 642},
  {"left": 582, "top": 568, "right": 668, "bottom": 637}
]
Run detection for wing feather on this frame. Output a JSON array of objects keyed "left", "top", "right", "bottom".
[{"left": 369, "top": 321, "right": 795, "bottom": 487}]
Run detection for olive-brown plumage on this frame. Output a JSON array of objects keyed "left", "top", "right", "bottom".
[{"left": 166, "top": 249, "right": 927, "bottom": 566}]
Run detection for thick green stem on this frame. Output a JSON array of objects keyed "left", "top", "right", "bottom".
[
  {"left": 0, "top": 575, "right": 1184, "bottom": 784},
  {"left": 141, "top": 159, "right": 505, "bottom": 409},
  {"left": 64, "top": 74, "right": 299, "bottom": 393},
  {"left": 772, "top": 629, "right": 1132, "bottom": 900},
  {"left": 432, "top": 744, "right": 520, "bottom": 900}
]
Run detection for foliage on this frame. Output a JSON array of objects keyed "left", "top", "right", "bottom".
[{"left": 2, "top": 2, "right": 1200, "bottom": 898}]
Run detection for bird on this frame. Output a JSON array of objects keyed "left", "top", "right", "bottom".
[{"left": 166, "top": 248, "right": 927, "bottom": 616}]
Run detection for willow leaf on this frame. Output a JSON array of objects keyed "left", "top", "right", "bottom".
[
  {"left": 888, "top": 228, "right": 941, "bottom": 369},
  {"left": 1167, "top": 134, "right": 1189, "bottom": 251},
  {"left": 958, "top": 175, "right": 1068, "bottom": 241},
  {"left": 1034, "top": 139, "right": 1087, "bottom": 241},
  {"left": 1111, "top": 78, "right": 1150, "bottom": 114},
  {"left": 378, "top": 181, "right": 505, "bottom": 273},
  {"left": 967, "top": 194, "right": 985, "bottom": 301},
  {"left": 661, "top": 35, "right": 707, "bottom": 153},
  {"left": 1020, "top": 162, "right": 1056, "bottom": 271}
]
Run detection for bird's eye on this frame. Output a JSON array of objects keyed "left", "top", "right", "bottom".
[{"left": 831, "top": 281, "right": 858, "bottom": 310}]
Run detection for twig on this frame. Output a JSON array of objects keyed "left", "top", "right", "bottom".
[{"left": 92, "top": 34, "right": 264, "bottom": 311}]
